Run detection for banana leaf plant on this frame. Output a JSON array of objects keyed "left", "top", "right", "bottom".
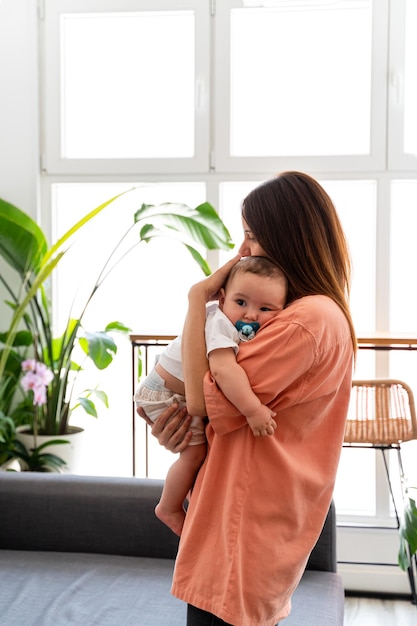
[{"left": 0, "top": 192, "right": 234, "bottom": 437}]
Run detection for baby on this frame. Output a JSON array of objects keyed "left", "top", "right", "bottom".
[{"left": 135, "top": 256, "right": 287, "bottom": 535}]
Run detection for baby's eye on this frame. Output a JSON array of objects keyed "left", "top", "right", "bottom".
[
  {"left": 236, "top": 299, "right": 246, "bottom": 307},
  {"left": 260, "top": 307, "right": 272, "bottom": 312}
]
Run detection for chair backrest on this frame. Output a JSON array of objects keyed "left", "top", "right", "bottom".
[{"left": 344, "top": 379, "right": 417, "bottom": 445}]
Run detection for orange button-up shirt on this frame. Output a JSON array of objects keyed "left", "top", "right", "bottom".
[{"left": 172, "top": 295, "right": 353, "bottom": 626}]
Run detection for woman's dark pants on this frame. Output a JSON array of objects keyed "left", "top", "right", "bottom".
[{"left": 186, "top": 604, "right": 232, "bottom": 625}]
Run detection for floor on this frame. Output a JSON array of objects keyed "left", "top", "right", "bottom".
[{"left": 344, "top": 596, "right": 417, "bottom": 625}]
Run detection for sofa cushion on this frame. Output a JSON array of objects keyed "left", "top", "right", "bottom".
[
  {"left": 281, "top": 571, "right": 344, "bottom": 624},
  {"left": 0, "top": 550, "right": 343, "bottom": 626},
  {"left": 0, "top": 550, "right": 186, "bottom": 626}
]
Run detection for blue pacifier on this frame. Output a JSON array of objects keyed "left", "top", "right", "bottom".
[{"left": 235, "top": 320, "right": 260, "bottom": 342}]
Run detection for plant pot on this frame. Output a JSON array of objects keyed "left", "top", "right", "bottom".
[
  {"left": 0, "top": 458, "right": 21, "bottom": 472},
  {"left": 16, "top": 426, "right": 85, "bottom": 473}
]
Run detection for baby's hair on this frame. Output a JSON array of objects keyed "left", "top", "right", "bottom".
[{"left": 224, "top": 256, "right": 287, "bottom": 289}]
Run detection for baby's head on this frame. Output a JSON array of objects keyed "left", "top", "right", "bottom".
[{"left": 219, "top": 257, "right": 287, "bottom": 330}]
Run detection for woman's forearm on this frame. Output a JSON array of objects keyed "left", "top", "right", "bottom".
[
  {"left": 181, "top": 255, "right": 242, "bottom": 417},
  {"left": 209, "top": 352, "right": 261, "bottom": 418},
  {"left": 181, "top": 285, "right": 210, "bottom": 416}
]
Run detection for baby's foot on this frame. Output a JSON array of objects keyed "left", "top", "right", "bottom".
[{"left": 155, "top": 503, "right": 186, "bottom": 537}]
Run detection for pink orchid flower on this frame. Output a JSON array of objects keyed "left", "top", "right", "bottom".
[{"left": 21, "top": 361, "right": 54, "bottom": 407}]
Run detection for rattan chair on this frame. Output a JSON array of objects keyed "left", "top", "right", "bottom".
[
  {"left": 344, "top": 379, "right": 417, "bottom": 448},
  {"left": 343, "top": 379, "right": 417, "bottom": 603}
]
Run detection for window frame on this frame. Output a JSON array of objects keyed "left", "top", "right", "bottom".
[
  {"left": 213, "top": 0, "right": 389, "bottom": 173},
  {"left": 387, "top": 0, "right": 417, "bottom": 170},
  {"left": 41, "top": 0, "right": 210, "bottom": 175}
]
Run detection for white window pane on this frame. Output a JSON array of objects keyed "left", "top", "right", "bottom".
[
  {"left": 390, "top": 181, "right": 417, "bottom": 332},
  {"left": 389, "top": 180, "right": 417, "bottom": 402},
  {"left": 321, "top": 180, "right": 376, "bottom": 334},
  {"left": 230, "top": 2, "right": 372, "bottom": 156},
  {"left": 404, "top": 0, "right": 417, "bottom": 156},
  {"left": 335, "top": 448, "right": 376, "bottom": 516},
  {"left": 61, "top": 12, "right": 195, "bottom": 159}
]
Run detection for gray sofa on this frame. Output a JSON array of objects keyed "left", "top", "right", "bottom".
[{"left": 0, "top": 473, "right": 344, "bottom": 625}]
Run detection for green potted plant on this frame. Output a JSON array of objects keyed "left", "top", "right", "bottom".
[
  {"left": 0, "top": 329, "right": 34, "bottom": 428},
  {"left": 398, "top": 487, "right": 417, "bottom": 578},
  {"left": 0, "top": 412, "right": 20, "bottom": 470},
  {"left": 0, "top": 412, "right": 67, "bottom": 472},
  {"left": 0, "top": 191, "right": 233, "bottom": 470}
]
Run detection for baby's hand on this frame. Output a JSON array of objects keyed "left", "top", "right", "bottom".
[{"left": 246, "top": 405, "right": 277, "bottom": 437}]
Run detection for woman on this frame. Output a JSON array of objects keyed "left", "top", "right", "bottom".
[{"left": 140, "top": 172, "right": 356, "bottom": 626}]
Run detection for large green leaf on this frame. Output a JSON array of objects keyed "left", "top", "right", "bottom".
[
  {"left": 104, "top": 321, "right": 131, "bottom": 333},
  {"left": 79, "top": 331, "right": 118, "bottom": 370},
  {"left": 0, "top": 251, "right": 65, "bottom": 381},
  {"left": 404, "top": 497, "right": 417, "bottom": 552},
  {"left": 77, "top": 397, "right": 98, "bottom": 417},
  {"left": 50, "top": 319, "right": 79, "bottom": 364},
  {"left": 134, "top": 202, "right": 234, "bottom": 252},
  {"left": 42, "top": 189, "right": 134, "bottom": 268},
  {"left": 12, "top": 439, "right": 69, "bottom": 472},
  {"left": 74, "top": 389, "right": 109, "bottom": 418},
  {"left": 0, "top": 198, "right": 47, "bottom": 276},
  {"left": 0, "top": 349, "right": 24, "bottom": 415},
  {"left": 184, "top": 245, "right": 211, "bottom": 276},
  {"left": 138, "top": 224, "right": 212, "bottom": 275},
  {"left": 0, "top": 329, "right": 33, "bottom": 347},
  {"left": 398, "top": 494, "right": 417, "bottom": 570}
]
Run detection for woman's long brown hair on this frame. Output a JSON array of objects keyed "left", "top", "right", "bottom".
[{"left": 242, "top": 171, "right": 357, "bottom": 355}]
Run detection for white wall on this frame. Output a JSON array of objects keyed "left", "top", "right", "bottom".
[
  {"left": 0, "top": 0, "right": 39, "bottom": 214},
  {"left": 0, "top": 1, "right": 39, "bottom": 321}
]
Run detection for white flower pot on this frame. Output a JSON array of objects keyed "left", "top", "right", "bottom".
[
  {"left": 16, "top": 426, "right": 85, "bottom": 473},
  {"left": 0, "top": 458, "right": 21, "bottom": 472}
]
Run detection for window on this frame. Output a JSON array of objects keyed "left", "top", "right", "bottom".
[
  {"left": 214, "top": 0, "right": 387, "bottom": 172},
  {"left": 42, "top": 0, "right": 210, "bottom": 173}
]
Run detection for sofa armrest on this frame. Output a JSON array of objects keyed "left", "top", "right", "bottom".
[
  {"left": 0, "top": 473, "right": 178, "bottom": 559},
  {"left": 305, "top": 501, "right": 337, "bottom": 573}
]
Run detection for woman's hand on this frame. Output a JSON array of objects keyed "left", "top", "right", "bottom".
[
  {"left": 182, "top": 254, "right": 243, "bottom": 417},
  {"left": 188, "top": 254, "right": 242, "bottom": 305},
  {"left": 136, "top": 404, "right": 193, "bottom": 454},
  {"left": 136, "top": 256, "right": 242, "bottom": 453}
]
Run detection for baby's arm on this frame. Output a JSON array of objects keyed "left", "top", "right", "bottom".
[{"left": 208, "top": 348, "right": 277, "bottom": 437}]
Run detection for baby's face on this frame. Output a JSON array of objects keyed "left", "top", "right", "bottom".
[{"left": 220, "top": 271, "right": 286, "bottom": 328}]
